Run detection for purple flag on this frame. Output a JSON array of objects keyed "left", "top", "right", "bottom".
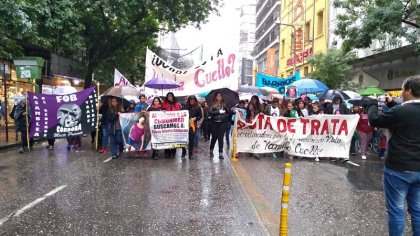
[{"left": 28, "top": 87, "right": 98, "bottom": 139}]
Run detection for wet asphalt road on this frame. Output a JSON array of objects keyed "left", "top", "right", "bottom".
[{"left": 0, "top": 138, "right": 410, "bottom": 235}]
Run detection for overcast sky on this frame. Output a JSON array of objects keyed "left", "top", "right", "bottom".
[{"left": 174, "top": 2, "right": 241, "bottom": 57}]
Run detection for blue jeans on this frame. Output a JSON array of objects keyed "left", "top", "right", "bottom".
[
  {"left": 194, "top": 128, "right": 200, "bottom": 147},
  {"left": 225, "top": 124, "right": 232, "bottom": 146},
  {"left": 109, "top": 129, "right": 122, "bottom": 156},
  {"left": 383, "top": 167, "right": 420, "bottom": 236},
  {"left": 101, "top": 128, "right": 109, "bottom": 149}
]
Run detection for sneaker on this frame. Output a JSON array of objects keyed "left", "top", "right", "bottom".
[
  {"left": 315, "top": 157, "right": 319, "bottom": 162},
  {"left": 210, "top": 150, "right": 214, "bottom": 158},
  {"left": 189, "top": 154, "right": 194, "bottom": 160},
  {"left": 99, "top": 147, "right": 105, "bottom": 153},
  {"left": 112, "top": 155, "right": 118, "bottom": 159},
  {"left": 18, "top": 147, "right": 28, "bottom": 154},
  {"left": 219, "top": 152, "right": 224, "bottom": 159},
  {"left": 48, "top": 145, "right": 54, "bottom": 150},
  {"left": 362, "top": 155, "right": 367, "bottom": 160}
]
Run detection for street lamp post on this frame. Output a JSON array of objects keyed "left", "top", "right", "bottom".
[
  {"left": 280, "top": 23, "right": 297, "bottom": 74},
  {"left": 0, "top": 62, "right": 9, "bottom": 142}
]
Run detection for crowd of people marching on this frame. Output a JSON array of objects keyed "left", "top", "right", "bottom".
[{"left": 12, "top": 90, "right": 387, "bottom": 162}]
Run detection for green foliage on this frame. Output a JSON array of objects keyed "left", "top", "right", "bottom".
[
  {"left": 307, "top": 48, "right": 357, "bottom": 89},
  {"left": 334, "top": 0, "right": 420, "bottom": 52},
  {"left": 0, "top": 0, "right": 221, "bottom": 86}
]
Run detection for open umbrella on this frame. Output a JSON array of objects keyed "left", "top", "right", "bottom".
[
  {"left": 238, "top": 85, "right": 269, "bottom": 95},
  {"left": 291, "top": 79, "right": 328, "bottom": 94},
  {"left": 206, "top": 88, "right": 239, "bottom": 109},
  {"left": 53, "top": 86, "right": 78, "bottom": 95},
  {"left": 102, "top": 85, "right": 140, "bottom": 98},
  {"left": 343, "top": 90, "right": 362, "bottom": 99},
  {"left": 260, "top": 86, "right": 279, "bottom": 94},
  {"left": 358, "top": 86, "right": 385, "bottom": 96},
  {"left": 317, "top": 90, "right": 350, "bottom": 100},
  {"left": 144, "top": 77, "right": 181, "bottom": 96}
]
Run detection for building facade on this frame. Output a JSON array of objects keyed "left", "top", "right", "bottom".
[
  {"left": 252, "top": 0, "right": 280, "bottom": 81},
  {"left": 278, "top": 0, "right": 329, "bottom": 78},
  {"left": 238, "top": 1, "right": 257, "bottom": 85}
]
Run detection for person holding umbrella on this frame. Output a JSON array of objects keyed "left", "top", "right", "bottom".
[
  {"left": 148, "top": 97, "right": 163, "bottom": 160},
  {"left": 208, "top": 92, "right": 234, "bottom": 159},
  {"left": 162, "top": 92, "right": 181, "bottom": 157}
]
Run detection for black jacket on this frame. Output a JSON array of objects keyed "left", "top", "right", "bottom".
[
  {"left": 209, "top": 103, "right": 233, "bottom": 123},
  {"left": 368, "top": 100, "right": 420, "bottom": 171},
  {"left": 14, "top": 104, "right": 28, "bottom": 132}
]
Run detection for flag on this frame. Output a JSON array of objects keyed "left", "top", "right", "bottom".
[
  {"left": 114, "top": 68, "right": 134, "bottom": 87},
  {"left": 28, "top": 87, "right": 98, "bottom": 139}
]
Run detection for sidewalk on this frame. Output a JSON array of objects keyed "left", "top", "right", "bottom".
[{"left": 0, "top": 126, "right": 21, "bottom": 151}]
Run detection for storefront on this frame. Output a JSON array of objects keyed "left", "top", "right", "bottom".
[{"left": 349, "top": 44, "right": 420, "bottom": 94}]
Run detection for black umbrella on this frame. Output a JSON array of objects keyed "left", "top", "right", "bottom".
[
  {"left": 317, "top": 90, "right": 350, "bottom": 100},
  {"left": 205, "top": 88, "right": 239, "bottom": 109}
]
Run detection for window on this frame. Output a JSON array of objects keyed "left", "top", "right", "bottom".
[
  {"left": 281, "top": 39, "right": 285, "bottom": 58},
  {"left": 317, "top": 10, "right": 324, "bottom": 36},
  {"left": 305, "top": 21, "right": 311, "bottom": 42},
  {"left": 304, "top": 66, "right": 309, "bottom": 75}
]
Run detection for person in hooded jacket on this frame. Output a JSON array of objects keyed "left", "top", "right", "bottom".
[
  {"left": 181, "top": 96, "right": 202, "bottom": 159},
  {"left": 326, "top": 96, "right": 349, "bottom": 114}
]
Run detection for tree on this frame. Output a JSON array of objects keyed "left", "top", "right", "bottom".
[
  {"left": 0, "top": 0, "right": 221, "bottom": 87},
  {"left": 307, "top": 48, "right": 357, "bottom": 89},
  {"left": 334, "top": 0, "right": 420, "bottom": 52}
]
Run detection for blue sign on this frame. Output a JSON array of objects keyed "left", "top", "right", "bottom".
[{"left": 256, "top": 72, "right": 301, "bottom": 95}]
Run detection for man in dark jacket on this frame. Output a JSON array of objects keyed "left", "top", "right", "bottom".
[
  {"left": 325, "top": 95, "right": 349, "bottom": 114},
  {"left": 14, "top": 100, "right": 29, "bottom": 153},
  {"left": 367, "top": 75, "right": 420, "bottom": 235}
]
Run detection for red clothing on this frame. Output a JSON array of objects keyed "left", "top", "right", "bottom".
[
  {"left": 162, "top": 102, "right": 180, "bottom": 111},
  {"left": 357, "top": 113, "right": 374, "bottom": 133}
]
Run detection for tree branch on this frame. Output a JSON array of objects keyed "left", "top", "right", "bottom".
[{"left": 402, "top": 19, "right": 420, "bottom": 28}]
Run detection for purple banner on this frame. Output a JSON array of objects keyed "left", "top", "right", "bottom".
[{"left": 28, "top": 87, "right": 98, "bottom": 139}]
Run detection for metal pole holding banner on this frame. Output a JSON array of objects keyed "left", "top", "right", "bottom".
[
  {"left": 279, "top": 163, "right": 292, "bottom": 236},
  {"left": 25, "top": 97, "right": 30, "bottom": 150},
  {"left": 95, "top": 81, "right": 100, "bottom": 150},
  {"left": 231, "top": 111, "right": 238, "bottom": 161},
  {"left": 279, "top": 23, "right": 297, "bottom": 74}
]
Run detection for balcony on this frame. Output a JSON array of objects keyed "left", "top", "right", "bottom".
[
  {"left": 255, "top": 8, "right": 280, "bottom": 40},
  {"left": 252, "top": 25, "right": 280, "bottom": 56},
  {"left": 257, "top": 0, "right": 279, "bottom": 19}
]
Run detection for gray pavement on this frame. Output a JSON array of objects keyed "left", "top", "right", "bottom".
[
  {"left": 0, "top": 139, "right": 266, "bottom": 235},
  {"left": 0, "top": 138, "right": 412, "bottom": 235}
]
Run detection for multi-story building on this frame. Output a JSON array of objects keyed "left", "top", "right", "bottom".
[
  {"left": 252, "top": 0, "right": 280, "bottom": 80},
  {"left": 278, "top": 0, "right": 329, "bottom": 78},
  {"left": 238, "top": 1, "right": 257, "bottom": 85}
]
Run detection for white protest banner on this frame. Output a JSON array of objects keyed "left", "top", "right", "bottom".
[
  {"left": 235, "top": 113, "right": 359, "bottom": 158},
  {"left": 149, "top": 110, "right": 189, "bottom": 149},
  {"left": 144, "top": 48, "right": 239, "bottom": 97},
  {"left": 114, "top": 68, "right": 135, "bottom": 87}
]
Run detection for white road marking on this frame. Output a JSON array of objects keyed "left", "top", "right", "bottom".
[
  {"left": 347, "top": 161, "right": 360, "bottom": 167},
  {"left": 0, "top": 185, "right": 67, "bottom": 227},
  {"left": 103, "top": 157, "right": 113, "bottom": 163}
]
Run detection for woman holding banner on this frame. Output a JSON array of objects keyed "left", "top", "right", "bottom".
[
  {"left": 162, "top": 92, "right": 181, "bottom": 157},
  {"left": 247, "top": 95, "right": 262, "bottom": 122},
  {"left": 209, "top": 92, "right": 234, "bottom": 159},
  {"left": 148, "top": 97, "right": 163, "bottom": 160},
  {"left": 181, "top": 95, "right": 202, "bottom": 160},
  {"left": 107, "top": 97, "right": 124, "bottom": 159}
]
